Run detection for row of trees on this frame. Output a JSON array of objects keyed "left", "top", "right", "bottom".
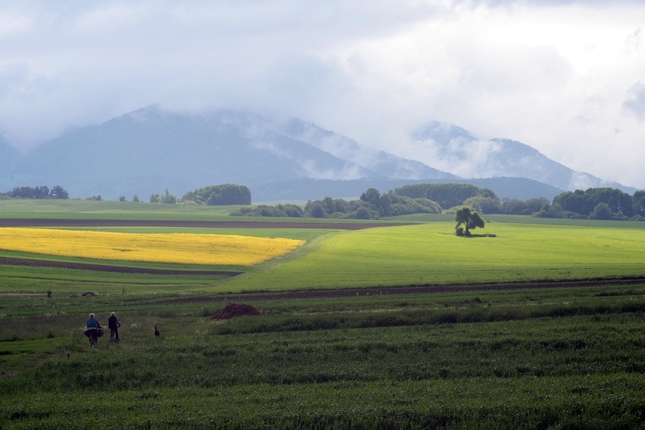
[
  {"left": 455, "top": 187, "right": 645, "bottom": 222},
  {"left": 147, "top": 184, "right": 252, "bottom": 205},
  {"left": 392, "top": 183, "right": 545, "bottom": 216},
  {"left": 550, "top": 188, "right": 644, "bottom": 220},
  {"left": 180, "top": 184, "right": 252, "bottom": 205},
  {"left": 150, "top": 189, "right": 177, "bottom": 204},
  {"left": 4, "top": 184, "right": 251, "bottom": 205},
  {"left": 5, "top": 181, "right": 643, "bottom": 224},
  {"left": 394, "top": 183, "right": 497, "bottom": 209},
  {"left": 7, "top": 185, "right": 69, "bottom": 199},
  {"left": 232, "top": 188, "right": 442, "bottom": 219}
]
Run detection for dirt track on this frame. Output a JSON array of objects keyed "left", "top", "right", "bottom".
[
  {"left": 0, "top": 257, "right": 242, "bottom": 276},
  {"left": 0, "top": 219, "right": 414, "bottom": 230},
  {"left": 152, "top": 277, "right": 645, "bottom": 304}
]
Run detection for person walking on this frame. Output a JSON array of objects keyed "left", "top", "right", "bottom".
[
  {"left": 107, "top": 312, "right": 121, "bottom": 343},
  {"left": 85, "top": 313, "right": 101, "bottom": 347}
]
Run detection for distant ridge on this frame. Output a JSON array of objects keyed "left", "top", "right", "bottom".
[
  {"left": 411, "top": 121, "right": 637, "bottom": 194},
  {"left": 3, "top": 107, "right": 382, "bottom": 199},
  {"left": 251, "top": 177, "right": 565, "bottom": 203},
  {"left": 0, "top": 107, "right": 635, "bottom": 202},
  {"left": 0, "top": 107, "right": 459, "bottom": 200},
  {"left": 0, "top": 135, "right": 19, "bottom": 190},
  {"left": 279, "top": 119, "right": 457, "bottom": 181}
]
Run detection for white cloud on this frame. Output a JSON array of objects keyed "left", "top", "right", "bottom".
[
  {"left": 0, "top": 0, "right": 644, "bottom": 188},
  {"left": 624, "top": 82, "right": 645, "bottom": 119}
]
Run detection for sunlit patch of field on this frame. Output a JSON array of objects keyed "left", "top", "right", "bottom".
[
  {"left": 0, "top": 228, "right": 304, "bottom": 266},
  {"left": 226, "top": 221, "right": 645, "bottom": 291}
]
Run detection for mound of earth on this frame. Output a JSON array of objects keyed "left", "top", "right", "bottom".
[
  {"left": 81, "top": 292, "right": 97, "bottom": 297},
  {"left": 212, "top": 303, "right": 261, "bottom": 320}
]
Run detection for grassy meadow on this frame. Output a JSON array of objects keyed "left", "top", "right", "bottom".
[
  {"left": 227, "top": 221, "right": 645, "bottom": 292},
  {"left": 2, "top": 200, "right": 645, "bottom": 428}
]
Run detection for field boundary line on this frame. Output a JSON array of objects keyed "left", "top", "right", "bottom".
[
  {"left": 152, "top": 277, "right": 645, "bottom": 304},
  {"left": 0, "top": 257, "right": 243, "bottom": 276},
  {"left": 0, "top": 219, "right": 417, "bottom": 230}
]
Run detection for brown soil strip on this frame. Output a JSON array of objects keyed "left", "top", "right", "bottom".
[
  {"left": 0, "top": 257, "right": 242, "bottom": 276},
  {"left": 0, "top": 370, "right": 21, "bottom": 380},
  {"left": 0, "top": 219, "right": 414, "bottom": 230},
  {"left": 152, "top": 277, "right": 645, "bottom": 305}
]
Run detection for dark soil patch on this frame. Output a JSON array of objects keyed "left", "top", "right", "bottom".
[
  {"left": 152, "top": 277, "right": 645, "bottom": 305},
  {"left": 1, "top": 370, "right": 21, "bottom": 380},
  {"left": 212, "top": 303, "right": 262, "bottom": 320},
  {"left": 0, "top": 257, "right": 242, "bottom": 276},
  {"left": 0, "top": 219, "right": 414, "bottom": 230}
]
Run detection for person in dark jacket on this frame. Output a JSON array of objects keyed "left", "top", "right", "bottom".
[
  {"left": 107, "top": 312, "right": 121, "bottom": 343},
  {"left": 85, "top": 313, "right": 101, "bottom": 346}
]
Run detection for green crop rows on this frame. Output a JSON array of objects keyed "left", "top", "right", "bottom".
[{"left": 3, "top": 287, "right": 645, "bottom": 428}]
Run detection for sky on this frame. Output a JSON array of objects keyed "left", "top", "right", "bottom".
[{"left": 0, "top": 0, "right": 644, "bottom": 188}]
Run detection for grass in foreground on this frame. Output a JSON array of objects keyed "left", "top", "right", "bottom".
[{"left": 2, "top": 286, "right": 645, "bottom": 428}]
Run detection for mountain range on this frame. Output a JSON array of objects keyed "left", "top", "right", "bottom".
[
  {"left": 0, "top": 135, "right": 19, "bottom": 178},
  {"left": 410, "top": 121, "right": 634, "bottom": 193},
  {"left": 0, "top": 106, "right": 637, "bottom": 202}
]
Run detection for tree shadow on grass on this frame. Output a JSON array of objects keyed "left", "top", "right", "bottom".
[{"left": 459, "top": 233, "right": 497, "bottom": 238}]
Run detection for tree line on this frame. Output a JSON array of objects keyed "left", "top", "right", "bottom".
[
  {"left": 148, "top": 184, "right": 252, "bottom": 205},
  {"left": 5, "top": 185, "right": 69, "bottom": 199},
  {"left": 538, "top": 188, "right": 645, "bottom": 221},
  {"left": 399, "top": 183, "right": 645, "bottom": 222},
  {"left": 232, "top": 187, "right": 442, "bottom": 219},
  {"left": 5, "top": 181, "right": 643, "bottom": 223},
  {"left": 394, "top": 183, "right": 497, "bottom": 209}
]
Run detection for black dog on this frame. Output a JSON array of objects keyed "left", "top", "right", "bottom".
[{"left": 154, "top": 325, "right": 160, "bottom": 338}]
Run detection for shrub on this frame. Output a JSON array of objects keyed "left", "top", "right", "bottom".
[
  {"left": 355, "top": 207, "right": 371, "bottom": 219},
  {"left": 182, "top": 184, "right": 252, "bottom": 205}
]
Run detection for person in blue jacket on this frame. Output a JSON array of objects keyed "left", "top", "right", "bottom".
[{"left": 85, "top": 313, "right": 101, "bottom": 346}]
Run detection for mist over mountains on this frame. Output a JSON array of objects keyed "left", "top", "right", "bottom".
[
  {"left": 0, "top": 106, "right": 637, "bottom": 202},
  {"left": 410, "top": 121, "right": 635, "bottom": 194},
  {"left": 0, "top": 136, "right": 19, "bottom": 176}
]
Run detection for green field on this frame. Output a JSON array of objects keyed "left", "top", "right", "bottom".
[
  {"left": 0, "top": 199, "right": 403, "bottom": 224},
  {"left": 225, "top": 221, "right": 645, "bottom": 291},
  {"left": 2, "top": 201, "right": 645, "bottom": 428}
]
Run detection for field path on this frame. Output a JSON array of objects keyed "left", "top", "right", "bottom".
[
  {"left": 0, "top": 219, "right": 415, "bottom": 230},
  {"left": 0, "top": 256, "right": 242, "bottom": 276},
  {"left": 153, "top": 277, "right": 645, "bottom": 304}
]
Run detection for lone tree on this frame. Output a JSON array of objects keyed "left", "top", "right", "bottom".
[{"left": 455, "top": 206, "right": 485, "bottom": 236}]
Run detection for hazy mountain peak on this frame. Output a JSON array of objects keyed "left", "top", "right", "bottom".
[
  {"left": 409, "top": 120, "right": 637, "bottom": 194},
  {"left": 2, "top": 108, "right": 384, "bottom": 199},
  {"left": 280, "top": 119, "right": 457, "bottom": 181},
  {"left": 411, "top": 120, "right": 476, "bottom": 145},
  {"left": 123, "top": 104, "right": 163, "bottom": 121},
  {"left": 490, "top": 138, "right": 541, "bottom": 157}
]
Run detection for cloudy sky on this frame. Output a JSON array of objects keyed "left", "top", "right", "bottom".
[{"left": 1, "top": 0, "right": 644, "bottom": 188}]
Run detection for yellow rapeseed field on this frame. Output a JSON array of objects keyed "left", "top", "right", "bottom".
[{"left": 0, "top": 228, "right": 305, "bottom": 266}]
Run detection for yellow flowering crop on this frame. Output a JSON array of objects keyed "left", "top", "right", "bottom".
[{"left": 0, "top": 228, "right": 305, "bottom": 266}]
